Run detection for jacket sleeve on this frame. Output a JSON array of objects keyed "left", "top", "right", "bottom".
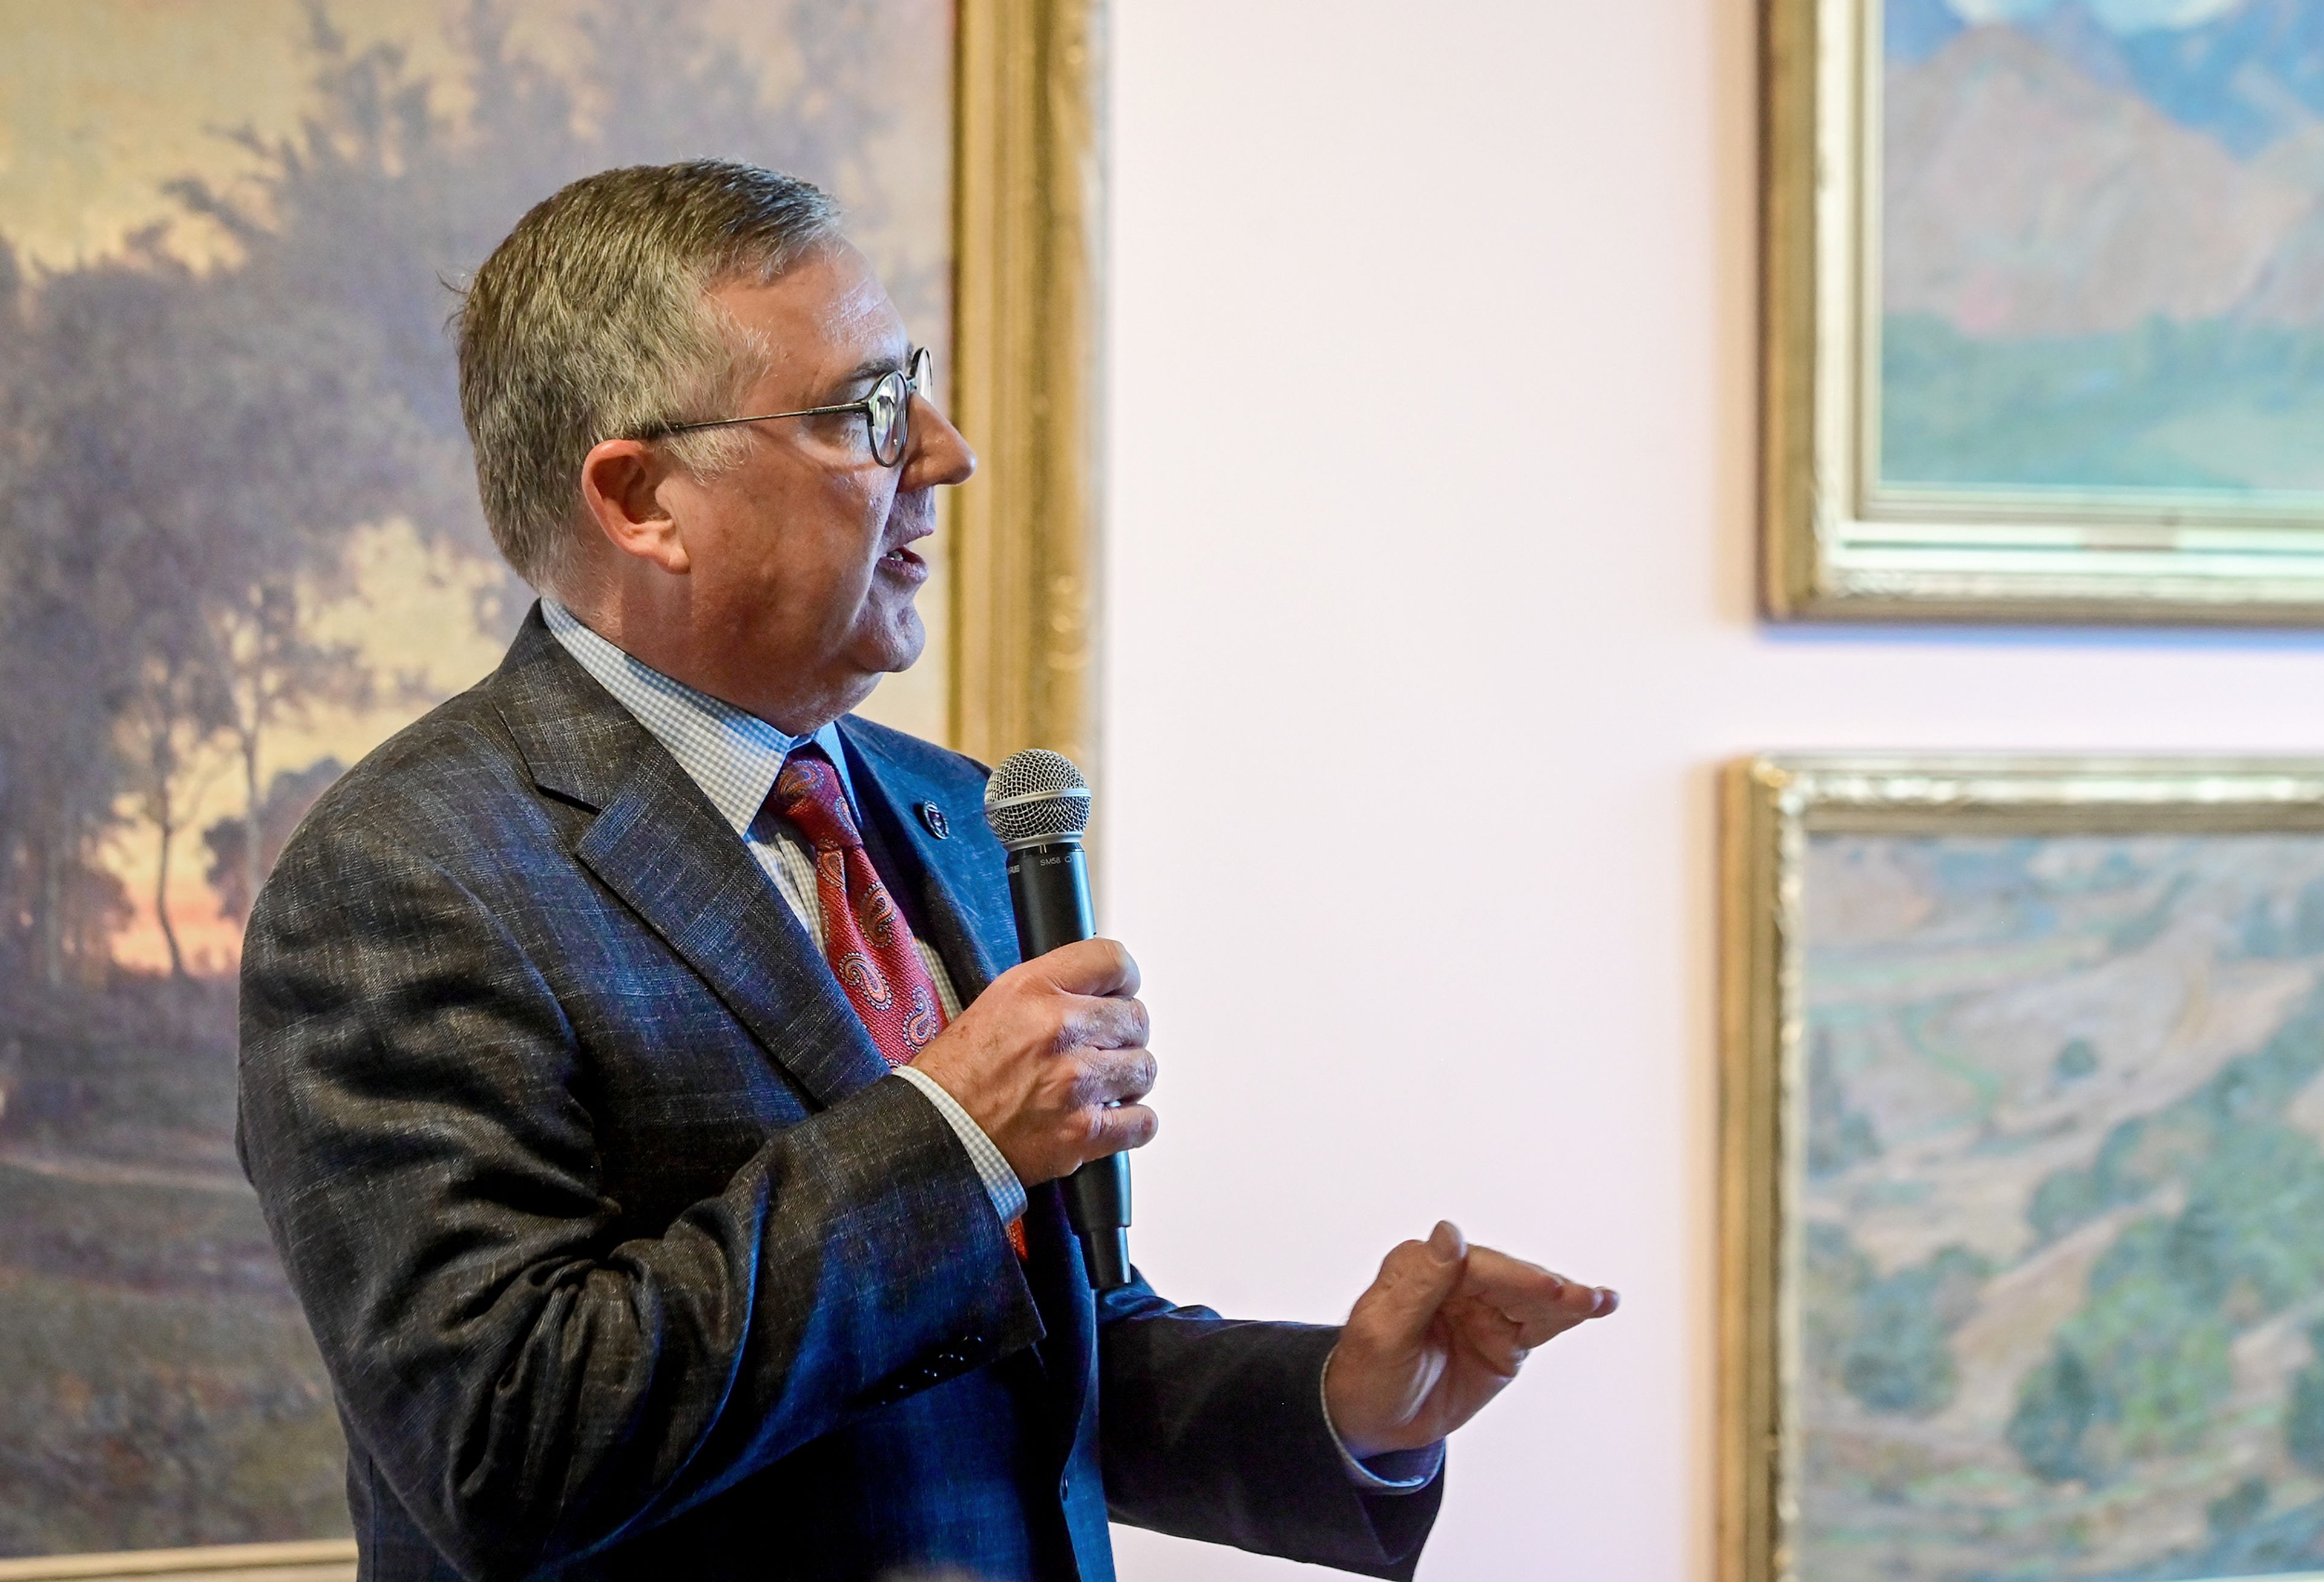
[
  {"left": 235, "top": 812, "right": 1041, "bottom": 1580},
  {"left": 1094, "top": 1282, "right": 1443, "bottom": 1580}
]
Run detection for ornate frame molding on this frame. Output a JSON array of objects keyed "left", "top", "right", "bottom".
[
  {"left": 0, "top": 1542, "right": 356, "bottom": 1582},
  {"left": 951, "top": 0, "right": 1106, "bottom": 773}
]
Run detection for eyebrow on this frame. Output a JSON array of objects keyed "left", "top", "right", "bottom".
[{"left": 833, "top": 350, "right": 908, "bottom": 391}]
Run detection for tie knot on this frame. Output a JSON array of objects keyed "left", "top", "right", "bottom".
[{"left": 770, "top": 746, "right": 863, "bottom": 853}]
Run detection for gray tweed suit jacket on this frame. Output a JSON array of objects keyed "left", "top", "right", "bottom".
[{"left": 236, "top": 608, "right": 1440, "bottom": 1582}]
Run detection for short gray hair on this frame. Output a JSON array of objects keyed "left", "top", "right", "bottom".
[{"left": 455, "top": 160, "right": 844, "bottom": 594}]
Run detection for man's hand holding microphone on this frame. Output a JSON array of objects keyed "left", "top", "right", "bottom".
[{"left": 911, "top": 936, "right": 1158, "bottom": 1189}]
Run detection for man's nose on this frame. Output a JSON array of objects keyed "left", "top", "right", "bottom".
[{"left": 906, "top": 395, "right": 977, "bottom": 487}]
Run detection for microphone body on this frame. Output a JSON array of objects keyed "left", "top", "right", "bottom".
[
  {"left": 985, "top": 753, "right": 1132, "bottom": 1290},
  {"left": 1005, "top": 841, "right": 1096, "bottom": 959}
]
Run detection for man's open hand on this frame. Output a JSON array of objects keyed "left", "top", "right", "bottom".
[
  {"left": 1324, "top": 1222, "right": 1617, "bottom": 1461},
  {"left": 910, "top": 937, "right": 1157, "bottom": 1187}
]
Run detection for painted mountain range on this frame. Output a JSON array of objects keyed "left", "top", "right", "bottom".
[
  {"left": 1890, "top": 0, "right": 2324, "bottom": 157},
  {"left": 1886, "top": 0, "right": 2324, "bottom": 338},
  {"left": 1877, "top": 0, "right": 2324, "bottom": 494}
]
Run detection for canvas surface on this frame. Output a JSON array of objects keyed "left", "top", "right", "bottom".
[
  {"left": 1879, "top": 0, "right": 2324, "bottom": 499},
  {"left": 0, "top": 0, "right": 951, "bottom": 1557},
  {"left": 1797, "top": 830, "right": 2324, "bottom": 1581}
]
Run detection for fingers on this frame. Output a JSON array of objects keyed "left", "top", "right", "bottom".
[
  {"left": 1056, "top": 990, "right": 1150, "bottom": 1054},
  {"left": 924, "top": 937, "right": 1157, "bottom": 1184},
  {"left": 1456, "top": 1245, "right": 1620, "bottom": 1347},
  {"left": 1346, "top": 1221, "right": 1468, "bottom": 1352},
  {"left": 1072, "top": 1045, "right": 1158, "bottom": 1108},
  {"left": 1025, "top": 937, "right": 1141, "bottom": 999},
  {"left": 1091, "top": 1101, "right": 1159, "bottom": 1155},
  {"left": 1046, "top": 1046, "right": 1157, "bottom": 1170},
  {"left": 1447, "top": 1298, "right": 1533, "bottom": 1379}
]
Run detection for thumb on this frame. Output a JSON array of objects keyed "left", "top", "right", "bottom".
[
  {"left": 1350, "top": 1221, "right": 1468, "bottom": 1349},
  {"left": 1025, "top": 936, "right": 1140, "bottom": 999}
]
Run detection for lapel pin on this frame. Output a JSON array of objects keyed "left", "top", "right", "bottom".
[{"left": 917, "top": 802, "right": 951, "bottom": 839}]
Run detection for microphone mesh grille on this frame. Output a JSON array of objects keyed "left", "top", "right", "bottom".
[{"left": 983, "top": 749, "right": 1092, "bottom": 845}]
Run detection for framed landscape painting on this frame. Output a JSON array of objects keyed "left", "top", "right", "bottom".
[
  {"left": 0, "top": 1, "right": 1098, "bottom": 1577},
  {"left": 1723, "top": 757, "right": 2324, "bottom": 1582},
  {"left": 1763, "top": 0, "right": 2324, "bottom": 622}
]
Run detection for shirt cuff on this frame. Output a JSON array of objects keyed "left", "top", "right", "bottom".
[
  {"left": 889, "top": 1067, "right": 1027, "bottom": 1226},
  {"left": 1319, "top": 1348, "right": 1446, "bottom": 1492}
]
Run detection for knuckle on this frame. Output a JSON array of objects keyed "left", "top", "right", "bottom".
[
  {"left": 1060, "top": 1052, "right": 1095, "bottom": 1103},
  {"left": 1381, "top": 1241, "right": 1429, "bottom": 1280}
]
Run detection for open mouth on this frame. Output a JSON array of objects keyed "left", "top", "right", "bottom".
[{"left": 879, "top": 543, "right": 928, "bottom": 577}]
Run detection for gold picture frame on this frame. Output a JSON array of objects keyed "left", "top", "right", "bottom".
[
  {"left": 1722, "top": 755, "right": 2324, "bottom": 1582},
  {"left": 951, "top": 0, "right": 1106, "bottom": 773},
  {"left": 0, "top": 2, "right": 1100, "bottom": 1577},
  {"left": 1762, "top": 0, "right": 2324, "bottom": 625},
  {"left": 0, "top": 1544, "right": 357, "bottom": 1582}
]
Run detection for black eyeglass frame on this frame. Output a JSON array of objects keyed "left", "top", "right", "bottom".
[{"left": 638, "top": 346, "right": 934, "bottom": 467}]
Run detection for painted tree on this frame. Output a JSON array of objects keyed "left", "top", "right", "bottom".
[
  {"left": 119, "top": 640, "right": 231, "bottom": 980},
  {"left": 3, "top": 245, "right": 199, "bottom": 989},
  {"left": 0, "top": 0, "right": 922, "bottom": 986},
  {"left": 202, "top": 759, "right": 345, "bottom": 927},
  {"left": 149, "top": 1, "right": 914, "bottom": 935}
]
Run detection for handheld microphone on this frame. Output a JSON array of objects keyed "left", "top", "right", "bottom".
[{"left": 982, "top": 749, "right": 1131, "bottom": 1290}]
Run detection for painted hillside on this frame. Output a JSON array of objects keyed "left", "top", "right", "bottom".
[{"left": 1797, "top": 831, "right": 2324, "bottom": 1582}]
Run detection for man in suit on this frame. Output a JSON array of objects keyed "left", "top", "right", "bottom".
[{"left": 237, "top": 160, "right": 1617, "bottom": 1582}]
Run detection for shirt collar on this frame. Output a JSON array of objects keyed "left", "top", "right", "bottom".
[{"left": 540, "top": 597, "right": 858, "bottom": 836}]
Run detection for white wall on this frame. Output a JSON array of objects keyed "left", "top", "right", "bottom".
[{"left": 1097, "top": 3, "right": 2324, "bottom": 1578}]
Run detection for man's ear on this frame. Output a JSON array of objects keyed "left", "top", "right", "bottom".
[{"left": 579, "top": 439, "right": 691, "bottom": 575}]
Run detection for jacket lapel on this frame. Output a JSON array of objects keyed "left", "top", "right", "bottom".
[
  {"left": 574, "top": 754, "right": 892, "bottom": 1108},
  {"left": 836, "top": 721, "right": 1100, "bottom": 1432},
  {"left": 489, "top": 610, "right": 890, "bottom": 1109},
  {"left": 836, "top": 718, "right": 1022, "bottom": 1000}
]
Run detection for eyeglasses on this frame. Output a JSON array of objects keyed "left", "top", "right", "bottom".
[{"left": 644, "top": 346, "right": 934, "bottom": 467}]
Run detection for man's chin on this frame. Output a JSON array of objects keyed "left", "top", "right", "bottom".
[{"left": 855, "top": 607, "right": 927, "bottom": 676}]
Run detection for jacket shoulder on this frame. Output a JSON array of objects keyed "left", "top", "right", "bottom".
[
  {"left": 839, "top": 714, "right": 994, "bottom": 795},
  {"left": 274, "top": 681, "right": 536, "bottom": 877}
]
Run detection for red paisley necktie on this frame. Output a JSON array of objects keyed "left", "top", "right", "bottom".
[
  {"left": 771, "top": 747, "right": 1028, "bottom": 1259},
  {"left": 770, "top": 746, "right": 949, "bottom": 1067}
]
